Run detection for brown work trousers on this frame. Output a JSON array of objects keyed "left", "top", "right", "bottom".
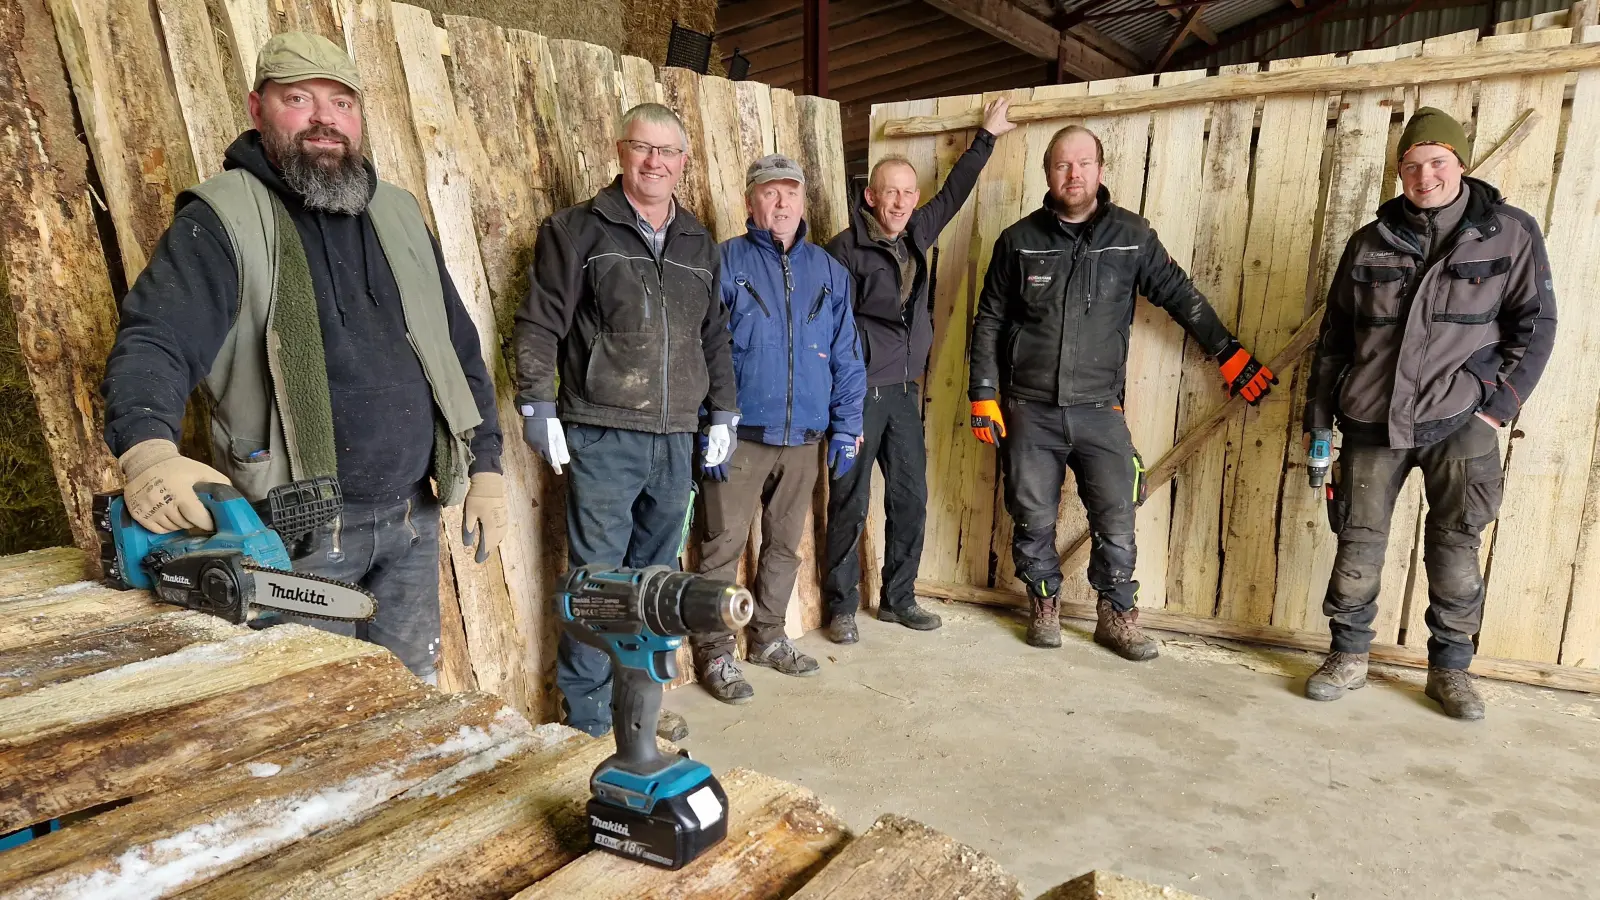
[{"left": 691, "top": 441, "right": 821, "bottom": 660}]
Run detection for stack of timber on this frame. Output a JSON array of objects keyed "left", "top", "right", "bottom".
[
  {"left": 0, "top": 546, "right": 1191, "bottom": 899},
  {"left": 876, "top": 30, "right": 1600, "bottom": 686},
  {"left": 0, "top": 0, "right": 853, "bottom": 720}
]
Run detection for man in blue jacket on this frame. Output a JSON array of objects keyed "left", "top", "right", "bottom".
[{"left": 691, "top": 154, "right": 866, "bottom": 704}]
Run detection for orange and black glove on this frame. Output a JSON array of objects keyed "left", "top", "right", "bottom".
[
  {"left": 1217, "top": 340, "right": 1277, "bottom": 405},
  {"left": 971, "top": 399, "right": 1007, "bottom": 444}
]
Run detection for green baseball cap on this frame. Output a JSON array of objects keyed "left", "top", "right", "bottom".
[{"left": 254, "top": 32, "right": 362, "bottom": 95}]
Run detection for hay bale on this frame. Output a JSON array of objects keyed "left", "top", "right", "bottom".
[{"left": 0, "top": 267, "right": 73, "bottom": 555}]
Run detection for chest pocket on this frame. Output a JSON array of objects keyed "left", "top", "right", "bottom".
[
  {"left": 1349, "top": 263, "right": 1413, "bottom": 327},
  {"left": 730, "top": 276, "right": 777, "bottom": 352},
  {"left": 1017, "top": 249, "right": 1066, "bottom": 318},
  {"left": 1435, "top": 256, "right": 1511, "bottom": 324},
  {"left": 587, "top": 251, "right": 659, "bottom": 331}
]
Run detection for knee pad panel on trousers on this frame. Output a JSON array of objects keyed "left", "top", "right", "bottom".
[
  {"left": 1326, "top": 540, "right": 1386, "bottom": 607},
  {"left": 1086, "top": 532, "right": 1136, "bottom": 588}
]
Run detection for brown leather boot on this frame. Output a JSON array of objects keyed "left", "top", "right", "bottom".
[
  {"left": 1026, "top": 591, "right": 1062, "bottom": 648},
  {"left": 1425, "top": 667, "right": 1485, "bottom": 720},
  {"left": 1305, "top": 651, "right": 1369, "bottom": 701},
  {"left": 1094, "top": 599, "right": 1159, "bottom": 661}
]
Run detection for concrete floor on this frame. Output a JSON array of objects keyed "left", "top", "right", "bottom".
[{"left": 666, "top": 601, "right": 1600, "bottom": 900}]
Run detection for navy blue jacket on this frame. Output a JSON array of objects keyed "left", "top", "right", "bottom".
[{"left": 720, "top": 221, "right": 866, "bottom": 446}]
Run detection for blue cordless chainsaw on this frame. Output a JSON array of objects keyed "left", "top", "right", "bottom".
[
  {"left": 94, "top": 477, "right": 376, "bottom": 623},
  {"left": 557, "top": 565, "right": 753, "bottom": 870}
]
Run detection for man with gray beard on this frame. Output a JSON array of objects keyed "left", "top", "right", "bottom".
[{"left": 101, "top": 33, "right": 507, "bottom": 682}]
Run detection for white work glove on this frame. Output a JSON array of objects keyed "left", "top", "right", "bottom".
[
  {"left": 520, "top": 402, "right": 571, "bottom": 474},
  {"left": 118, "top": 438, "right": 233, "bottom": 534},
  {"left": 702, "top": 411, "right": 739, "bottom": 468}
]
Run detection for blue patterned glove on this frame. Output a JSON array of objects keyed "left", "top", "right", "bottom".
[{"left": 827, "top": 433, "right": 858, "bottom": 478}]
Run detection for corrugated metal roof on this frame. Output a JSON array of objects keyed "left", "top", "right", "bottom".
[{"left": 1063, "top": 0, "right": 1290, "bottom": 62}]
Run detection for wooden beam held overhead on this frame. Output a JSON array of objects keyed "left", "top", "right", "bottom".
[{"left": 882, "top": 42, "right": 1600, "bottom": 135}]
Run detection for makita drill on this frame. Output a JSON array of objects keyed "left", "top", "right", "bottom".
[
  {"left": 1308, "top": 427, "right": 1334, "bottom": 489},
  {"left": 556, "top": 565, "right": 753, "bottom": 870}
]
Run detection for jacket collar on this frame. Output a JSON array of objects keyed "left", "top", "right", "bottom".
[
  {"left": 1030, "top": 184, "right": 1114, "bottom": 234},
  {"left": 846, "top": 184, "right": 910, "bottom": 251},
  {"left": 591, "top": 175, "right": 705, "bottom": 239},
  {"left": 1375, "top": 176, "right": 1502, "bottom": 253},
  {"left": 741, "top": 217, "right": 809, "bottom": 256}
]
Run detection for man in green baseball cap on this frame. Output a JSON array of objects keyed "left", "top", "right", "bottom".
[{"left": 101, "top": 32, "right": 510, "bottom": 682}]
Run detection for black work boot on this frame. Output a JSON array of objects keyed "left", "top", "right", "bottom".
[
  {"left": 1305, "top": 651, "right": 1369, "bottom": 701},
  {"left": 1094, "top": 598, "right": 1159, "bottom": 661},
  {"left": 748, "top": 638, "right": 821, "bottom": 677},
  {"left": 1025, "top": 582, "right": 1062, "bottom": 648},
  {"left": 878, "top": 602, "right": 942, "bottom": 631},
  {"left": 1425, "top": 667, "right": 1485, "bottom": 720},
  {"left": 827, "top": 612, "right": 859, "bottom": 644},
  {"left": 699, "top": 655, "right": 754, "bottom": 705}
]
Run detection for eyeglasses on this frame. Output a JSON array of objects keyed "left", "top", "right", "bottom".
[{"left": 622, "top": 140, "right": 686, "bottom": 160}]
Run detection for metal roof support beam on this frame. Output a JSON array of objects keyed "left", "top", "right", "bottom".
[
  {"left": 1168, "top": 0, "right": 1347, "bottom": 68},
  {"left": 923, "top": 0, "right": 1134, "bottom": 79},
  {"left": 1155, "top": 6, "right": 1204, "bottom": 71}
]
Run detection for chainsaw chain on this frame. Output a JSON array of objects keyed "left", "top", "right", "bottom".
[{"left": 243, "top": 564, "right": 379, "bottom": 622}]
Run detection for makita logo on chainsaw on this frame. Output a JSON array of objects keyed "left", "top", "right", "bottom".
[{"left": 269, "top": 581, "right": 331, "bottom": 607}]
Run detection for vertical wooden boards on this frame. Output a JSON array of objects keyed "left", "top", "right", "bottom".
[
  {"left": 1272, "top": 47, "right": 1398, "bottom": 634},
  {"left": 919, "top": 93, "right": 986, "bottom": 588},
  {"left": 1129, "top": 70, "right": 1205, "bottom": 611},
  {"left": 47, "top": 0, "right": 201, "bottom": 280},
  {"left": 735, "top": 80, "right": 777, "bottom": 162},
  {"left": 340, "top": 0, "right": 433, "bottom": 215},
  {"left": 619, "top": 55, "right": 660, "bottom": 109},
  {"left": 1561, "top": 28, "right": 1600, "bottom": 667},
  {"left": 392, "top": 3, "right": 543, "bottom": 718},
  {"left": 0, "top": 0, "right": 121, "bottom": 557},
  {"left": 1480, "top": 27, "right": 1595, "bottom": 663},
  {"left": 546, "top": 39, "right": 622, "bottom": 207},
  {"left": 1167, "top": 64, "right": 1256, "bottom": 618},
  {"left": 155, "top": 0, "right": 250, "bottom": 178},
  {"left": 700, "top": 75, "right": 751, "bottom": 242},
  {"left": 771, "top": 89, "right": 801, "bottom": 164},
  {"left": 1217, "top": 54, "right": 1337, "bottom": 626},
  {"left": 796, "top": 96, "right": 849, "bottom": 241},
  {"left": 221, "top": 0, "right": 272, "bottom": 82}
]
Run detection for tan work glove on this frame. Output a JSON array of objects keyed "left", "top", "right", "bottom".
[
  {"left": 461, "top": 471, "right": 508, "bottom": 563},
  {"left": 118, "top": 439, "right": 233, "bottom": 534}
]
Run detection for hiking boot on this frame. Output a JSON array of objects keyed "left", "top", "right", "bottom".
[
  {"left": 1425, "top": 667, "right": 1485, "bottom": 720},
  {"left": 1094, "top": 598, "right": 1159, "bottom": 661},
  {"left": 1305, "top": 651, "right": 1369, "bottom": 701},
  {"left": 656, "top": 709, "right": 690, "bottom": 741},
  {"left": 828, "top": 613, "right": 859, "bottom": 645},
  {"left": 878, "top": 603, "right": 943, "bottom": 631},
  {"left": 748, "top": 638, "right": 821, "bottom": 677},
  {"left": 1026, "top": 591, "right": 1062, "bottom": 648},
  {"left": 699, "top": 656, "right": 754, "bottom": 705}
]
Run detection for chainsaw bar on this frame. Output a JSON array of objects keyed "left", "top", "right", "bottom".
[{"left": 244, "top": 564, "right": 378, "bottom": 622}]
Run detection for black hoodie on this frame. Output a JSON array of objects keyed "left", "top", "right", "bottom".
[{"left": 102, "top": 131, "right": 502, "bottom": 505}]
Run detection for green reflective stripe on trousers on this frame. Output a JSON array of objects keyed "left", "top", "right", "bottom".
[
  {"left": 1131, "top": 453, "right": 1147, "bottom": 505},
  {"left": 677, "top": 483, "right": 698, "bottom": 561}
]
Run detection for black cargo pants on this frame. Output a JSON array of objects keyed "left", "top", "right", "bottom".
[
  {"left": 1324, "top": 416, "right": 1502, "bottom": 669},
  {"left": 1001, "top": 399, "right": 1144, "bottom": 610}
]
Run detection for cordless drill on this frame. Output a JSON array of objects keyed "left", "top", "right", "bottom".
[
  {"left": 556, "top": 565, "right": 754, "bottom": 870},
  {"left": 1308, "top": 427, "right": 1334, "bottom": 489}
]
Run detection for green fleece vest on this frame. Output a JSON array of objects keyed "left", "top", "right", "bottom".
[{"left": 182, "top": 169, "right": 481, "bottom": 506}]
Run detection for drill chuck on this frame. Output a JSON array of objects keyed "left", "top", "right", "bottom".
[{"left": 558, "top": 566, "right": 753, "bottom": 636}]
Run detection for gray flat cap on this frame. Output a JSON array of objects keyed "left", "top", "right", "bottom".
[{"left": 746, "top": 154, "right": 806, "bottom": 189}]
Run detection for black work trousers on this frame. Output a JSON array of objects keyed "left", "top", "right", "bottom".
[
  {"left": 823, "top": 382, "right": 926, "bottom": 617},
  {"left": 1324, "top": 416, "right": 1502, "bottom": 669},
  {"left": 1001, "top": 399, "right": 1143, "bottom": 611},
  {"left": 692, "top": 441, "right": 820, "bottom": 659}
]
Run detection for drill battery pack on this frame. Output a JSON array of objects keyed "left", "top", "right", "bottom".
[{"left": 587, "top": 768, "right": 730, "bottom": 871}]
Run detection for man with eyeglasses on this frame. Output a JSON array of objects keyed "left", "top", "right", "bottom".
[{"left": 515, "top": 102, "right": 739, "bottom": 738}]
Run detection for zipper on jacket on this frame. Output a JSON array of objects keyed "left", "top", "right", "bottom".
[
  {"left": 782, "top": 251, "right": 796, "bottom": 443},
  {"left": 655, "top": 241, "right": 671, "bottom": 432},
  {"left": 739, "top": 278, "right": 772, "bottom": 317},
  {"left": 640, "top": 273, "right": 653, "bottom": 320},
  {"left": 807, "top": 286, "right": 830, "bottom": 323}
]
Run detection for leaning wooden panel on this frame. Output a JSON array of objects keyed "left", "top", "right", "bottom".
[
  {"left": 919, "top": 93, "right": 986, "bottom": 589},
  {"left": 1127, "top": 70, "right": 1205, "bottom": 611},
  {"left": 661, "top": 68, "right": 715, "bottom": 228},
  {"left": 0, "top": 548, "right": 90, "bottom": 600},
  {"left": 338, "top": 0, "right": 434, "bottom": 219},
  {"left": 1474, "top": 28, "right": 1582, "bottom": 664},
  {"left": 45, "top": 0, "right": 201, "bottom": 279},
  {"left": 155, "top": 0, "right": 251, "bottom": 179},
  {"left": 1272, "top": 47, "right": 1400, "bottom": 635},
  {"left": 789, "top": 813, "right": 1021, "bottom": 900},
  {"left": 0, "top": 586, "right": 168, "bottom": 652},
  {"left": 1217, "top": 55, "right": 1338, "bottom": 626},
  {"left": 619, "top": 55, "right": 661, "bottom": 109},
  {"left": 1166, "top": 64, "right": 1255, "bottom": 618},
  {"left": 0, "top": 626, "right": 423, "bottom": 833},
  {"left": 735, "top": 79, "right": 778, "bottom": 163},
  {"left": 393, "top": 3, "right": 546, "bottom": 718},
  {"left": 1562, "top": 30, "right": 1600, "bottom": 668},
  {"left": 511, "top": 768, "right": 849, "bottom": 900},
  {"left": 545, "top": 39, "right": 624, "bottom": 206},
  {"left": 0, "top": 610, "right": 239, "bottom": 699},
  {"left": 771, "top": 89, "right": 801, "bottom": 165},
  {"left": 0, "top": 691, "right": 531, "bottom": 898},
  {"left": 179, "top": 725, "right": 595, "bottom": 900},
  {"left": 701, "top": 75, "right": 752, "bottom": 242},
  {"left": 795, "top": 96, "right": 850, "bottom": 241}
]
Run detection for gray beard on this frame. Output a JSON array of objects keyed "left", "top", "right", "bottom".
[{"left": 264, "top": 127, "right": 370, "bottom": 215}]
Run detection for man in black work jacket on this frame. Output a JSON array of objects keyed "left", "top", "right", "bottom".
[
  {"left": 821, "top": 98, "right": 1015, "bottom": 645},
  {"left": 968, "top": 124, "right": 1276, "bottom": 658}
]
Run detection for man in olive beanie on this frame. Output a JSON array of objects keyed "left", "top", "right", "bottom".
[
  {"left": 1301, "top": 106, "right": 1557, "bottom": 720},
  {"left": 102, "top": 32, "right": 509, "bottom": 681}
]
